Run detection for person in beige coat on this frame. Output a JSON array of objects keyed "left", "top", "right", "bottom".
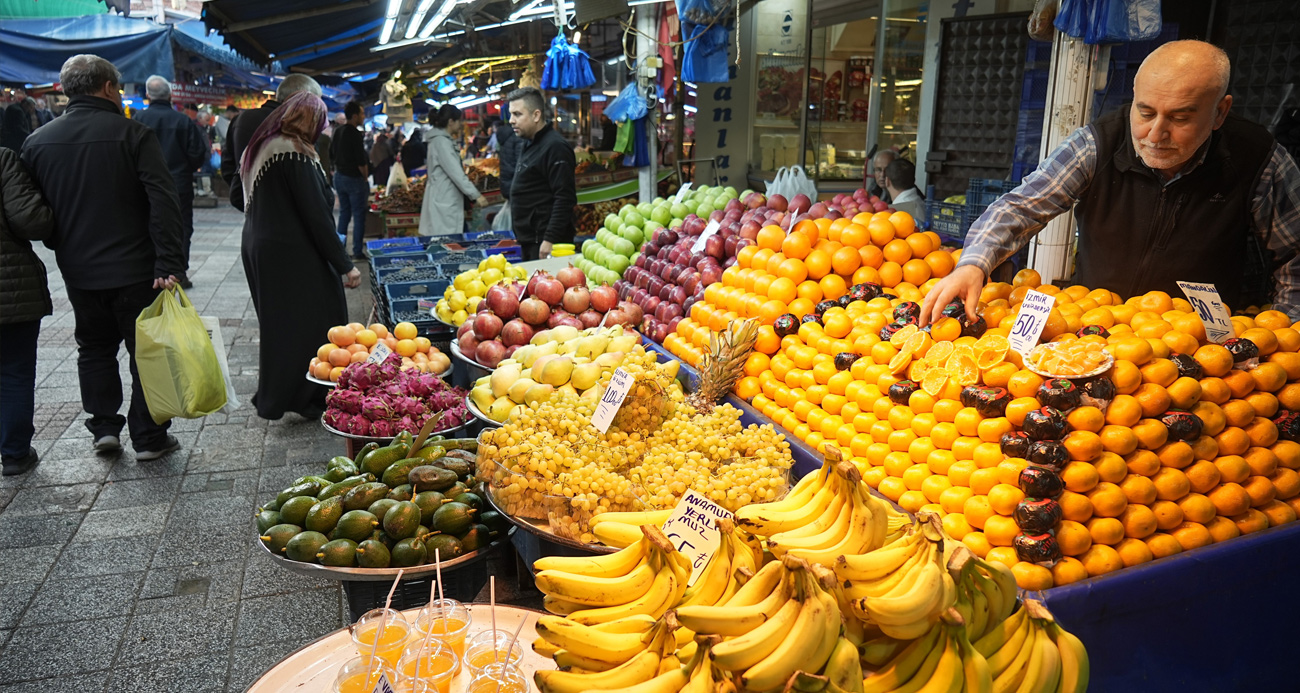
[{"left": 418, "top": 105, "right": 487, "bottom": 236}]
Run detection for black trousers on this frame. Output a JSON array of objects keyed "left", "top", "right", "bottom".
[
  {"left": 520, "top": 242, "right": 541, "bottom": 261},
  {"left": 0, "top": 320, "right": 40, "bottom": 460},
  {"left": 175, "top": 175, "right": 195, "bottom": 277},
  {"left": 65, "top": 281, "right": 171, "bottom": 451}
]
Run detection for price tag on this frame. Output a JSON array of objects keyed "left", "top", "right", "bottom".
[
  {"left": 1177, "top": 281, "right": 1234, "bottom": 343},
  {"left": 371, "top": 673, "right": 396, "bottom": 693},
  {"left": 591, "top": 367, "right": 633, "bottom": 433},
  {"left": 691, "top": 220, "right": 721, "bottom": 254},
  {"left": 661, "top": 490, "right": 734, "bottom": 585},
  {"left": 366, "top": 342, "right": 393, "bottom": 364},
  {"left": 1008, "top": 289, "right": 1056, "bottom": 356},
  {"left": 674, "top": 182, "right": 693, "bottom": 203}
]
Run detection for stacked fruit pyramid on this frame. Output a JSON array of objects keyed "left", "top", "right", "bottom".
[
  {"left": 524, "top": 459, "right": 1090, "bottom": 693},
  {"left": 668, "top": 210, "right": 1300, "bottom": 590}
]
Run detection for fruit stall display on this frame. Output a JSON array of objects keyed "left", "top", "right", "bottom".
[
  {"left": 523, "top": 473, "right": 1090, "bottom": 693},
  {"left": 323, "top": 354, "right": 470, "bottom": 438},
  {"left": 375, "top": 176, "right": 427, "bottom": 214},
  {"left": 308, "top": 321, "right": 451, "bottom": 382},
  {"left": 662, "top": 210, "right": 1300, "bottom": 591},
  {"left": 454, "top": 265, "right": 642, "bottom": 369},
  {"left": 467, "top": 324, "right": 643, "bottom": 423},
  {"left": 433, "top": 254, "right": 531, "bottom": 327},
  {"left": 578, "top": 186, "right": 746, "bottom": 289},
  {"left": 575, "top": 196, "right": 638, "bottom": 237},
  {"left": 476, "top": 328, "right": 795, "bottom": 544},
  {"left": 256, "top": 433, "right": 512, "bottom": 569}
]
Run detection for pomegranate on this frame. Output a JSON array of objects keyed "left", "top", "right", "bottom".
[
  {"left": 562, "top": 285, "right": 591, "bottom": 314},
  {"left": 500, "top": 319, "right": 535, "bottom": 347},
  {"left": 604, "top": 308, "right": 631, "bottom": 328},
  {"left": 458, "top": 332, "right": 480, "bottom": 354},
  {"left": 533, "top": 273, "right": 565, "bottom": 306},
  {"left": 475, "top": 340, "right": 506, "bottom": 368},
  {"left": 590, "top": 284, "right": 618, "bottom": 313},
  {"left": 472, "top": 311, "right": 503, "bottom": 341},
  {"left": 578, "top": 310, "right": 603, "bottom": 328},
  {"left": 484, "top": 283, "right": 518, "bottom": 320},
  {"left": 556, "top": 264, "right": 586, "bottom": 289},
  {"left": 547, "top": 309, "right": 573, "bottom": 328},
  {"left": 619, "top": 300, "right": 644, "bottom": 325},
  {"left": 518, "top": 297, "right": 551, "bottom": 326}
]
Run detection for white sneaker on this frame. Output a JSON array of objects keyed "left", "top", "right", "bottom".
[
  {"left": 93, "top": 435, "right": 121, "bottom": 453},
  {"left": 136, "top": 436, "right": 181, "bottom": 461}
]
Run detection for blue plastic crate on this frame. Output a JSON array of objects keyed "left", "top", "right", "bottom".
[
  {"left": 370, "top": 251, "right": 432, "bottom": 268},
  {"left": 375, "top": 263, "right": 442, "bottom": 284},
  {"left": 926, "top": 200, "right": 971, "bottom": 242},
  {"left": 966, "top": 179, "right": 1020, "bottom": 208},
  {"left": 366, "top": 237, "right": 424, "bottom": 255},
  {"left": 385, "top": 278, "right": 451, "bottom": 306},
  {"left": 385, "top": 298, "right": 439, "bottom": 334}
]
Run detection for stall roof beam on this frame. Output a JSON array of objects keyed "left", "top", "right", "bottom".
[
  {"left": 276, "top": 27, "right": 382, "bottom": 60},
  {"left": 205, "top": 3, "right": 272, "bottom": 63},
  {"left": 224, "top": 0, "right": 382, "bottom": 32}
]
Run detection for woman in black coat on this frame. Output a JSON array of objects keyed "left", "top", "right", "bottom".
[
  {"left": 0, "top": 146, "right": 54, "bottom": 475},
  {"left": 238, "top": 93, "right": 361, "bottom": 420}
]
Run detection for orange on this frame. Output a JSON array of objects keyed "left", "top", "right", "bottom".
[
  {"left": 961, "top": 531, "right": 992, "bottom": 559},
  {"left": 1199, "top": 377, "right": 1231, "bottom": 404},
  {"left": 1165, "top": 377, "right": 1203, "bottom": 410},
  {"left": 1133, "top": 383, "right": 1172, "bottom": 418},
  {"left": 1131, "top": 418, "right": 1169, "bottom": 450},
  {"left": 1061, "top": 430, "right": 1102, "bottom": 462},
  {"left": 1011, "top": 562, "right": 1053, "bottom": 590},
  {"left": 1051, "top": 557, "right": 1090, "bottom": 586},
  {"left": 1232, "top": 508, "right": 1270, "bottom": 534},
  {"left": 1214, "top": 454, "right": 1251, "bottom": 483},
  {"left": 819, "top": 274, "right": 848, "bottom": 301},
  {"left": 867, "top": 219, "right": 896, "bottom": 246},
  {"left": 1259, "top": 499, "right": 1298, "bottom": 526},
  {"left": 1222, "top": 369, "right": 1257, "bottom": 399},
  {"left": 839, "top": 223, "right": 869, "bottom": 249},
  {"left": 1104, "top": 395, "right": 1142, "bottom": 427},
  {"left": 1012, "top": 268, "right": 1042, "bottom": 288},
  {"left": 983, "top": 515, "right": 1020, "bottom": 547},
  {"left": 1120, "top": 474, "right": 1158, "bottom": 505},
  {"left": 767, "top": 277, "right": 798, "bottom": 305},
  {"left": 1087, "top": 481, "right": 1128, "bottom": 518},
  {"left": 1241, "top": 327, "right": 1279, "bottom": 356},
  {"left": 1066, "top": 406, "right": 1105, "bottom": 433},
  {"left": 756, "top": 225, "right": 786, "bottom": 251},
  {"left": 969, "top": 468, "right": 1000, "bottom": 495},
  {"left": 1245, "top": 447, "right": 1279, "bottom": 476},
  {"left": 1269, "top": 352, "right": 1300, "bottom": 380},
  {"left": 1119, "top": 504, "right": 1158, "bottom": 539},
  {"left": 1170, "top": 521, "right": 1214, "bottom": 550},
  {"left": 985, "top": 547, "right": 1020, "bottom": 569},
  {"left": 1056, "top": 520, "right": 1093, "bottom": 556},
  {"left": 858, "top": 244, "right": 885, "bottom": 270},
  {"left": 1079, "top": 544, "right": 1124, "bottom": 577},
  {"left": 803, "top": 249, "right": 832, "bottom": 280},
  {"left": 963, "top": 495, "right": 995, "bottom": 530},
  {"left": 1086, "top": 517, "right": 1125, "bottom": 547},
  {"left": 795, "top": 280, "right": 824, "bottom": 304},
  {"left": 877, "top": 261, "right": 903, "bottom": 288},
  {"left": 1144, "top": 532, "right": 1184, "bottom": 558},
  {"left": 1184, "top": 460, "right": 1223, "bottom": 494},
  {"left": 830, "top": 246, "right": 861, "bottom": 276},
  {"left": 1114, "top": 537, "right": 1155, "bottom": 567},
  {"left": 899, "top": 259, "right": 930, "bottom": 286},
  {"left": 1093, "top": 451, "right": 1129, "bottom": 483},
  {"left": 1124, "top": 449, "right": 1162, "bottom": 477},
  {"left": 1271, "top": 467, "right": 1300, "bottom": 499},
  {"left": 1110, "top": 360, "right": 1142, "bottom": 395},
  {"left": 888, "top": 211, "right": 915, "bottom": 238},
  {"left": 1274, "top": 440, "right": 1300, "bottom": 470},
  {"left": 1059, "top": 490, "right": 1095, "bottom": 523},
  {"left": 882, "top": 238, "right": 912, "bottom": 265},
  {"left": 1139, "top": 358, "right": 1179, "bottom": 387},
  {"left": 1245, "top": 391, "right": 1279, "bottom": 419},
  {"left": 1244, "top": 416, "right": 1279, "bottom": 447},
  {"left": 939, "top": 485, "right": 974, "bottom": 514},
  {"left": 1099, "top": 425, "right": 1139, "bottom": 455},
  {"left": 1194, "top": 344, "right": 1234, "bottom": 377},
  {"left": 987, "top": 483, "right": 1025, "bottom": 516},
  {"left": 1006, "top": 370, "right": 1045, "bottom": 399},
  {"left": 1150, "top": 499, "right": 1185, "bottom": 530},
  {"left": 781, "top": 231, "right": 811, "bottom": 260},
  {"left": 1243, "top": 475, "right": 1277, "bottom": 507},
  {"left": 1202, "top": 516, "right": 1240, "bottom": 543},
  {"left": 924, "top": 251, "right": 955, "bottom": 278},
  {"left": 1208, "top": 482, "right": 1252, "bottom": 515},
  {"left": 1060, "top": 461, "right": 1101, "bottom": 493}
]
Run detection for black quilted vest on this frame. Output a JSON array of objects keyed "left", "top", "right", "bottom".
[{"left": 1073, "top": 106, "right": 1275, "bottom": 308}]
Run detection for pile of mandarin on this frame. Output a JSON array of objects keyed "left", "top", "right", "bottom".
[{"left": 665, "top": 210, "right": 1300, "bottom": 590}]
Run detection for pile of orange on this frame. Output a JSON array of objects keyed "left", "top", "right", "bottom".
[
  {"left": 669, "top": 236, "right": 1300, "bottom": 590},
  {"left": 307, "top": 321, "right": 450, "bottom": 381}
]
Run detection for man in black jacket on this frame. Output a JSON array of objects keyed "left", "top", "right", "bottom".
[
  {"left": 219, "top": 74, "right": 322, "bottom": 209},
  {"left": 506, "top": 87, "right": 576, "bottom": 259},
  {"left": 135, "top": 75, "right": 207, "bottom": 288},
  {"left": 331, "top": 101, "right": 370, "bottom": 259},
  {"left": 21, "top": 54, "right": 186, "bottom": 460}
]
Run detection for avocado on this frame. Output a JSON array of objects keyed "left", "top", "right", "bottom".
[
  {"left": 439, "top": 438, "right": 478, "bottom": 452},
  {"left": 355, "top": 538, "right": 391, "bottom": 568},
  {"left": 383, "top": 500, "right": 423, "bottom": 540},
  {"left": 478, "top": 510, "right": 510, "bottom": 535},
  {"left": 260, "top": 523, "right": 302, "bottom": 553},
  {"left": 459, "top": 524, "right": 493, "bottom": 553},
  {"left": 284, "top": 530, "right": 329, "bottom": 562},
  {"left": 305, "top": 495, "right": 345, "bottom": 533},
  {"left": 391, "top": 537, "right": 428, "bottom": 567},
  {"left": 278, "top": 495, "right": 318, "bottom": 526},
  {"left": 261, "top": 498, "right": 282, "bottom": 512},
  {"left": 322, "top": 466, "right": 353, "bottom": 483},
  {"left": 333, "top": 510, "right": 380, "bottom": 542},
  {"left": 374, "top": 530, "right": 397, "bottom": 549},
  {"left": 293, "top": 475, "right": 332, "bottom": 488},
  {"left": 416, "top": 524, "right": 431, "bottom": 539},
  {"left": 436, "top": 458, "right": 474, "bottom": 479},
  {"left": 316, "top": 538, "right": 358, "bottom": 566},
  {"left": 394, "top": 430, "right": 414, "bottom": 447},
  {"left": 386, "top": 484, "right": 413, "bottom": 502},
  {"left": 255, "top": 509, "right": 281, "bottom": 533},
  {"left": 409, "top": 466, "right": 457, "bottom": 492},
  {"left": 431, "top": 501, "right": 475, "bottom": 536},
  {"left": 319, "top": 474, "right": 370, "bottom": 501},
  {"left": 276, "top": 481, "right": 323, "bottom": 506},
  {"left": 352, "top": 441, "right": 379, "bottom": 466},
  {"left": 361, "top": 444, "right": 409, "bottom": 477},
  {"left": 413, "top": 445, "right": 445, "bottom": 462},
  {"left": 445, "top": 482, "right": 470, "bottom": 499},
  {"left": 367, "top": 498, "right": 400, "bottom": 523},
  {"left": 424, "top": 533, "right": 464, "bottom": 560},
  {"left": 452, "top": 492, "right": 484, "bottom": 512},
  {"left": 342, "top": 482, "right": 390, "bottom": 511},
  {"left": 327, "top": 455, "right": 355, "bottom": 469},
  {"left": 381, "top": 458, "right": 426, "bottom": 487},
  {"left": 411, "top": 491, "right": 446, "bottom": 525}
]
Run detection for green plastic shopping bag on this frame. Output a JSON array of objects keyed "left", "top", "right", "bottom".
[{"left": 135, "top": 286, "right": 227, "bottom": 423}]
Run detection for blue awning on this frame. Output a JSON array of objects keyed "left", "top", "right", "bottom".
[{"left": 0, "top": 14, "right": 173, "bottom": 83}]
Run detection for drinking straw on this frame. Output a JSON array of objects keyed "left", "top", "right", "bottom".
[
  {"left": 490, "top": 575, "right": 499, "bottom": 664},
  {"left": 366, "top": 569, "right": 405, "bottom": 680},
  {"left": 418, "top": 575, "right": 440, "bottom": 658},
  {"left": 435, "top": 549, "right": 448, "bottom": 635}
]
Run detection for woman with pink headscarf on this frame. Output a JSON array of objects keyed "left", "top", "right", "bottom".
[{"left": 240, "top": 92, "right": 361, "bottom": 420}]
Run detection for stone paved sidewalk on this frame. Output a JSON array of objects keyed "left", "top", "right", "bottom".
[{"left": 0, "top": 206, "right": 380, "bottom": 692}]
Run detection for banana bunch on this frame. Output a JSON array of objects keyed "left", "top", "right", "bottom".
[
  {"left": 835, "top": 513, "right": 955, "bottom": 640},
  {"left": 535, "top": 525, "right": 690, "bottom": 625},
  {"left": 534, "top": 613, "right": 682, "bottom": 693},
  {"left": 948, "top": 548, "right": 1020, "bottom": 644},
  {"left": 974, "top": 600, "right": 1089, "bottom": 693},
  {"left": 733, "top": 459, "right": 836, "bottom": 537},
  {"left": 677, "top": 519, "right": 765, "bottom": 610},
  {"left": 674, "top": 555, "right": 843, "bottom": 692},
  {"left": 588, "top": 508, "right": 675, "bottom": 548},
  {"left": 862, "top": 610, "right": 993, "bottom": 693}
]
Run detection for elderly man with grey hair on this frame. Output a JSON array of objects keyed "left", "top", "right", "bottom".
[
  {"left": 220, "top": 73, "right": 322, "bottom": 209},
  {"left": 20, "top": 54, "right": 186, "bottom": 460},
  {"left": 867, "top": 148, "right": 897, "bottom": 203},
  {"left": 134, "top": 75, "right": 207, "bottom": 287}
]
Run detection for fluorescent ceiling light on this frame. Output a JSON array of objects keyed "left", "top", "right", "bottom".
[
  {"left": 380, "top": 0, "right": 402, "bottom": 43},
  {"left": 508, "top": 0, "right": 543, "bottom": 21},
  {"left": 606, "top": 56, "right": 622, "bottom": 65},
  {"left": 455, "top": 95, "right": 492, "bottom": 108},
  {"left": 684, "top": 104, "right": 697, "bottom": 113},
  {"left": 419, "top": 0, "right": 460, "bottom": 38},
  {"left": 407, "top": 0, "right": 439, "bottom": 38},
  {"left": 487, "top": 79, "right": 516, "bottom": 93}
]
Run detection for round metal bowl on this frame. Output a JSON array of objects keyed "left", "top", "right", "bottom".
[
  {"left": 305, "top": 372, "right": 337, "bottom": 388},
  {"left": 320, "top": 417, "right": 467, "bottom": 442},
  {"left": 254, "top": 526, "right": 515, "bottom": 581},
  {"left": 1023, "top": 344, "right": 1116, "bottom": 380},
  {"left": 450, "top": 341, "right": 492, "bottom": 382},
  {"left": 465, "top": 396, "right": 502, "bottom": 428},
  {"left": 484, "top": 487, "right": 616, "bottom": 555}
]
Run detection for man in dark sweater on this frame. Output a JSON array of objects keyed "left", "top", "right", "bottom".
[
  {"left": 219, "top": 74, "right": 321, "bottom": 209},
  {"left": 506, "top": 87, "right": 576, "bottom": 260},
  {"left": 134, "top": 75, "right": 207, "bottom": 287},
  {"left": 331, "top": 101, "right": 370, "bottom": 258},
  {"left": 21, "top": 54, "right": 186, "bottom": 460}
]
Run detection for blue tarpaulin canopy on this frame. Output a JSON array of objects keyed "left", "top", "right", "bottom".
[{"left": 0, "top": 14, "right": 173, "bottom": 83}]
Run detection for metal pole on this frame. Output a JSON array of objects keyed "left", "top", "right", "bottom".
[{"left": 636, "top": 6, "right": 659, "bottom": 202}]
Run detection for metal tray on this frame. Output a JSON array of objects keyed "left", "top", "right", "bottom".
[
  {"left": 450, "top": 341, "right": 493, "bottom": 378},
  {"left": 254, "top": 527, "right": 514, "bottom": 581},
  {"left": 466, "top": 396, "right": 502, "bottom": 428},
  {"left": 321, "top": 417, "right": 467, "bottom": 442},
  {"left": 244, "top": 603, "right": 548, "bottom": 693},
  {"left": 485, "top": 486, "right": 616, "bottom": 555}
]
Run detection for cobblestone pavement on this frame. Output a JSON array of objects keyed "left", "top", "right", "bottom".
[{"left": 0, "top": 205, "right": 536, "bottom": 692}]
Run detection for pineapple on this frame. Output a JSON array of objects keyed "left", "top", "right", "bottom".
[{"left": 686, "top": 318, "right": 759, "bottom": 414}]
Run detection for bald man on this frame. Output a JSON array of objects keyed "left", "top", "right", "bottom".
[{"left": 922, "top": 40, "right": 1300, "bottom": 323}]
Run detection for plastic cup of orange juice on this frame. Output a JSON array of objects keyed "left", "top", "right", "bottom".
[
  {"left": 334, "top": 655, "right": 398, "bottom": 693},
  {"left": 413, "top": 600, "right": 472, "bottom": 664},
  {"left": 351, "top": 608, "right": 411, "bottom": 667},
  {"left": 464, "top": 630, "right": 525, "bottom": 677},
  {"left": 397, "top": 639, "right": 458, "bottom": 693},
  {"left": 466, "top": 662, "right": 529, "bottom": 693}
]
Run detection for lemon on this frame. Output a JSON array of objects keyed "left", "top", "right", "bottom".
[
  {"left": 484, "top": 254, "right": 508, "bottom": 271},
  {"left": 479, "top": 268, "right": 504, "bottom": 285},
  {"left": 467, "top": 296, "right": 482, "bottom": 312},
  {"left": 447, "top": 290, "right": 468, "bottom": 311},
  {"left": 452, "top": 309, "right": 468, "bottom": 325},
  {"left": 453, "top": 270, "right": 477, "bottom": 290},
  {"left": 465, "top": 279, "right": 487, "bottom": 297}
]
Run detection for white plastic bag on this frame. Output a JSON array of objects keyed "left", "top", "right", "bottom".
[
  {"left": 768, "top": 167, "right": 789, "bottom": 197},
  {"left": 385, "top": 161, "right": 409, "bottom": 196},
  {"left": 492, "top": 203, "right": 512, "bottom": 231},
  {"left": 200, "top": 316, "right": 241, "bottom": 414},
  {"left": 789, "top": 165, "right": 818, "bottom": 200}
]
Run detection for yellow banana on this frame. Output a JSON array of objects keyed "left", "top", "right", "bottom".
[
  {"left": 823, "top": 636, "right": 864, "bottom": 693},
  {"left": 568, "top": 562, "right": 679, "bottom": 625},
  {"left": 589, "top": 507, "right": 673, "bottom": 527},
  {"left": 591, "top": 614, "right": 660, "bottom": 634},
  {"left": 722, "top": 558, "right": 785, "bottom": 607},
  {"left": 736, "top": 473, "right": 839, "bottom": 535},
  {"left": 676, "top": 573, "right": 792, "bottom": 636},
  {"left": 535, "top": 561, "right": 658, "bottom": 607},
  {"left": 843, "top": 540, "right": 935, "bottom": 602},
  {"left": 768, "top": 494, "right": 853, "bottom": 555},
  {"left": 678, "top": 533, "right": 734, "bottom": 608},
  {"left": 978, "top": 560, "right": 1019, "bottom": 624},
  {"left": 787, "top": 487, "right": 883, "bottom": 565},
  {"left": 806, "top": 588, "right": 843, "bottom": 675},
  {"left": 758, "top": 460, "right": 831, "bottom": 511},
  {"left": 739, "top": 580, "right": 838, "bottom": 692},
  {"left": 764, "top": 492, "right": 849, "bottom": 540},
  {"left": 968, "top": 564, "right": 1005, "bottom": 635},
  {"left": 860, "top": 636, "right": 906, "bottom": 667},
  {"left": 991, "top": 620, "right": 1037, "bottom": 693},
  {"left": 976, "top": 605, "right": 1026, "bottom": 661},
  {"left": 534, "top": 615, "right": 655, "bottom": 663},
  {"left": 679, "top": 641, "right": 717, "bottom": 693},
  {"left": 552, "top": 648, "right": 620, "bottom": 672},
  {"left": 1016, "top": 620, "right": 1060, "bottom": 693},
  {"left": 957, "top": 624, "right": 994, "bottom": 693},
  {"left": 834, "top": 527, "right": 924, "bottom": 581},
  {"left": 858, "top": 559, "right": 943, "bottom": 629},
  {"left": 861, "top": 626, "right": 943, "bottom": 693},
  {"left": 881, "top": 628, "right": 946, "bottom": 693},
  {"left": 967, "top": 574, "right": 991, "bottom": 641},
  {"left": 534, "top": 649, "right": 663, "bottom": 693},
  {"left": 534, "top": 636, "right": 561, "bottom": 657},
  {"left": 544, "top": 594, "right": 590, "bottom": 616},
  {"left": 710, "top": 596, "right": 802, "bottom": 670},
  {"left": 612, "top": 666, "right": 690, "bottom": 693},
  {"left": 534, "top": 536, "right": 646, "bottom": 576},
  {"left": 594, "top": 520, "right": 645, "bottom": 548},
  {"left": 1046, "top": 621, "right": 1090, "bottom": 693},
  {"left": 809, "top": 563, "right": 868, "bottom": 647}
]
